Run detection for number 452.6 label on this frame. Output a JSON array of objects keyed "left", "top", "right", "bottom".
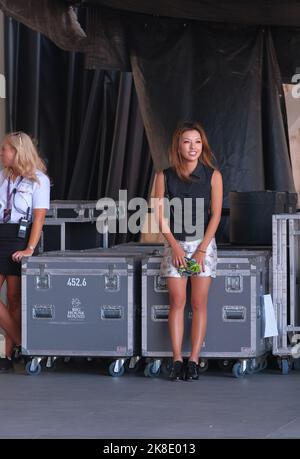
[{"left": 67, "top": 277, "right": 87, "bottom": 287}]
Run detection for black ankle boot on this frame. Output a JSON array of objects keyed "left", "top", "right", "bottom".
[
  {"left": 12, "top": 345, "right": 22, "bottom": 362},
  {"left": 185, "top": 360, "right": 199, "bottom": 381},
  {"left": 169, "top": 360, "right": 185, "bottom": 381}
]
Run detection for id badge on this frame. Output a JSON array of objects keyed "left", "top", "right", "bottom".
[{"left": 3, "top": 208, "right": 11, "bottom": 223}]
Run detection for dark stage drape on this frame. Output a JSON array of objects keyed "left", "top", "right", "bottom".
[
  {"left": 83, "top": 8, "right": 297, "bottom": 242},
  {"left": 82, "top": 8, "right": 296, "bottom": 193},
  {"left": 4, "top": 17, "right": 154, "bottom": 243},
  {"left": 126, "top": 18, "right": 296, "bottom": 200},
  {"left": 2, "top": 2, "right": 299, "bottom": 243},
  {"left": 0, "top": 0, "right": 87, "bottom": 51}
]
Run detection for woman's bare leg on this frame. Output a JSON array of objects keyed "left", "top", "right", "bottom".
[
  {"left": 167, "top": 277, "right": 188, "bottom": 362},
  {"left": 5, "top": 275, "right": 21, "bottom": 357},
  {"left": 0, "top": 274, "right": 20, "bottom": 355},
  {"left": 189, "top": 277, "right": 212, "bottom": 363}
]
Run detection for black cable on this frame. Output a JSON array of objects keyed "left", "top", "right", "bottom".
[{"left": 12, "top": 189, "right": 31, "bottom": 218}]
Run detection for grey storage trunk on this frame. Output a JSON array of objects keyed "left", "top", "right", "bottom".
[
  {"left": 272, "top": 214, "right": 300, "bottom": 360},
  {"left": 21, "top": 251, "right": 140, "bottom": 357},
  {"left": 41, "top": 200, "right": 109, "bottom": 252},
  {"left": 142, "top": 248, "right": 272, "bottom": 358}
]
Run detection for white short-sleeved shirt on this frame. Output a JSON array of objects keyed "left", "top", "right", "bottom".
[{"left": 0, "top": 169, "right": 50, "bottom": 223}]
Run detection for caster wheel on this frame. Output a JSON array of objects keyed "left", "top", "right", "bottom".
[
  {"left": 259, "top": 358, "right": 268, "bottom": 371},
  {"left": 217, "top": 359, "right": 233, "bottom": 371},
  {"left": 246, "top": 360, "right": 255, "bottom": 375},
  {"left": 125, "top": 358, "right": 142, "bottom": 373},
  {"left": 144, "top": 362, "right": 161, "bottom": 378},
  {"left": 160, "top": 358, "right": 173, "bottom": 376},
  {"left": 45, "top": 360, "right": 58, "bottom": 372},
  {"left": 44, "top": 356, "right": 59, "bottom": 371},
  {"left": 198, "top": 359, "right": 208, "bottom": 373},
  {"left": 232, "top": 362, "right": 246, "bottom": 378},
  {"left": 108, "top": 361, "right": 125, "bottom": 377},
  {"left": 293, "top": 358, "right": 300, "bottom": 371},
  {"left": 25, "top": 361, "right": 42, "bottom": 376},
  {"left": 281, "top": 359, "right": 289, "bottom": 375}
]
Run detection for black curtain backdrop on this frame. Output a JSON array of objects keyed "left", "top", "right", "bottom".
[
  {"left": 83, "top": 8, "right": 297, "bottom": 244},
  {"left": 83, "top": 9, "right": 295, "bottom": 200},
  {"left": 126, "top": 18, "right": 296, "bottom": 201},
  {"left": 3, "top": 3, "right": 299, "bottom": 243},
  {"left": 4, "top": 17, "right": 154, "bottom": 242}
]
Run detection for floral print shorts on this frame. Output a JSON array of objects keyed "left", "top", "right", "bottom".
[{"left": 159, "top": 237, "right": 217, "bottom": 278}]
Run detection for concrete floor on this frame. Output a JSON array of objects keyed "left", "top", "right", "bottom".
[{"left": 0, "top": 360, "right": 299, "bottom": 439}]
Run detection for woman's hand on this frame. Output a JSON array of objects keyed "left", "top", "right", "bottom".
[
  {"left": 192, "top": 249, "right": 206, "bottom": 273},
  {"left": 171, "top": 243, "right": 187, "bottom": 268},
  {"left": 12, "top": 248, "right": 34, "bottom": 262}
]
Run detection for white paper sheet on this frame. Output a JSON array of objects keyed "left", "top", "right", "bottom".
[{"left": 262, "top": 294, "right": 278, "bottom": 338}]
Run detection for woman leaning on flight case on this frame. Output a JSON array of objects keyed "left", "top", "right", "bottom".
[{"left": 0, "top": 132, "right": 50, "bottom": 372}]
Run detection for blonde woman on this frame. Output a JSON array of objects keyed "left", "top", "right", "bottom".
[
  {"left": 0, "top": 132, "right": 50, "bottom": 371},
  {"left": 155, "top": 122, "right": 223, "bottom": 381}
]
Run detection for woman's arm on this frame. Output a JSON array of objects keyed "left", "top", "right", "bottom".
[
  {"left": 12, "top": 208, "right": 47, "bottom": 262},
  {"left": 154, "top": 172, "right": 177, "bottom": 248},
  {"left": 154, "top": 172, "right": 186, "bottom": 267},
  {"left": 26, "top": 208, "right": 47, "bottom": 251},
  {"left": 197, "top": 169, "right": 223, "bottom": 252}
]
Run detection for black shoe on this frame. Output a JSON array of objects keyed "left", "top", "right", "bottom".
[
  {"left": 12, "top": 345, "right": 22, "bottom": 362},
  {"left": 185, "top": 360, "right": 199, "bottom": 381},
  {"left": 0, "top": 357, "right": 13, "bottom": 372},
  {"left": 169, "top": 360, "right": 185, "bottom": 381}
]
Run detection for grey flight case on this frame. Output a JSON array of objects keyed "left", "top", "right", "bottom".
[
  {"left": 103, "top": 243, "right": 272, "bottom": 377},
  {"left": 41, "top": 200, "right": 117, "bottom": 252},
  {"left": 21, "top": 249, "right": 141, "bottom": 375},
  {"left": 272, "top": 214, "right": 300, "bottom": 374},
  {"left": 142, "top": 247, "right": 272, "bottom": 374}
]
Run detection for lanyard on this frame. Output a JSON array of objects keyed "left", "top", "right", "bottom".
[{"left": 6, "top": 176, "right": 24, "bottom": 210}]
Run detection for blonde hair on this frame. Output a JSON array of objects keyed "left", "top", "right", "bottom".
[
  {"left": 2, "top": 131, "right": 47, "bottom": 183},
  {"left": 169, "top": 121, "right": 217, "bottom": 181}
]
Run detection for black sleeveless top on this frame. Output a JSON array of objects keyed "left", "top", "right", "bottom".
[{"left": 164, "top": 162, "right": 214, "bottom": 241}]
